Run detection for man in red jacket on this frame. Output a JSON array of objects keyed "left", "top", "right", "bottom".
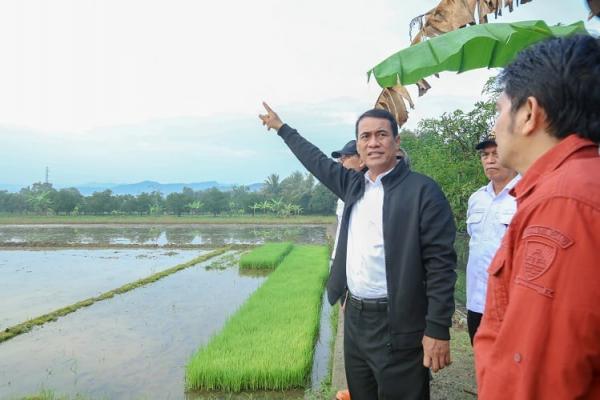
[{"left": 475, "top": 35, "right": 600, "bottom": 399}]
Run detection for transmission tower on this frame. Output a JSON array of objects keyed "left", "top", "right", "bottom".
[{"left": 45, "top": 167, "right": 49, "bottom": 184}]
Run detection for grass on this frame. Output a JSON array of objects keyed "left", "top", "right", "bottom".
[
  {"left": 454, "top": 233, "right": 468, "bottom": 307},
  {"left": 239, "top": 242, "right": 293, "bottom": 270},
  {"left": 186, "top": 245, "right": 330, "bottom": 392},
  {"left": 0, "top": 247, "right": 229, "bottom": 343},
  {"left": 430, "top": 326, "right": 477, "bottom": 399},
  {"left": 0, "top": 214, "right": 335, "bottom": 225}
]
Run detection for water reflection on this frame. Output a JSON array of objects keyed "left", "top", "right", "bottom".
[{"left": 0, "top": 225, "right": 327, "bottom": 247}]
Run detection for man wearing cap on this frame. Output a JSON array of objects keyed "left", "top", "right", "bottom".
[
  {"left": 331, "top": 140, "right": 363, "bottom": 262},
  {"left": 259, "top": 105, "right": 456, "bottom": 399},
  {"left": 475, "top": 35, "right": 600, "bottom": 399},
  {"left": 397, "top": 146, "right": 411, "bottom": 168},
  {"left": 465, "top": 132, "right": 519, "bottom": 344}
]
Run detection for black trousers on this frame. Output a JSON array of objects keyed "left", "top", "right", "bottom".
[
  {"left": 344, "top": 300, "right": 430, "bottom": 400},
  {"left": 467, "top": 310, "right": 483, "bottom": 345}
]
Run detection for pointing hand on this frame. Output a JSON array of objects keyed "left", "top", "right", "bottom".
[{"left": 259, "top": 102, "right": 284, "bottom": 131}]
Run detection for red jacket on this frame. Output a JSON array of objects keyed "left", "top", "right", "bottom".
[{"left": 475, "top": 135, "right": 600, "bottom": 399}]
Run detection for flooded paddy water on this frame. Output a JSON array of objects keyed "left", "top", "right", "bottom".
[
  {"left": 0, "top": 249, "right": 206, "bottom": 330},
  {"left": 0, "top": 224, "right": 327, "bottom": 247},
  {"left": 0, "top": 224, "right": 330, "bottom": 400}
]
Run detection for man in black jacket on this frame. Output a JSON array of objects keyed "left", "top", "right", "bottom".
[{"left": 259, "top": 103, "right": 457, "bottom": 399}]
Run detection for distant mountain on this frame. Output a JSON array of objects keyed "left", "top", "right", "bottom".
[
  {"left": 0, "top": 184, "right": 23, "bottom": 193},
  {"left": 108, "top": 181, "right": 231, "bottom": 196},
  {"left": 0, "top": 181, "right": 264, "bottom": 195}
]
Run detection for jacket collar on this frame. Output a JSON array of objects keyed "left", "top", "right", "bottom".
[
  {"left": 511, "top": 134, "right": 599, "bottom": 201},
  {"left": 381, "top": 159, "right": 409, "bottom": 188}
]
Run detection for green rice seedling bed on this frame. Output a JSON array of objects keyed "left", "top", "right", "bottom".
[
  {"left": 238, "top": 242, "right": 293, "bottom": 270},
  {"left": 186, "top": 245, "right": 330, "bottom": 392}
]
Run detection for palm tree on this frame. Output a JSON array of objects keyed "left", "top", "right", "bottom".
[{"left": 263, "top": 174, "right": 282, "bottom": 198}]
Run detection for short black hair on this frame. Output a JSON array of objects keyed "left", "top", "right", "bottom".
[
  {"left": 498, "top": 35, "right": 600, "bottom": 143},
  {"left": 355, "top": 108, "right": 399, "bottom": 138}
]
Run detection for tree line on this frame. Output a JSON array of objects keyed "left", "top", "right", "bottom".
[{"left": 0, "top": 172, "right": 338, "bottom": 217}]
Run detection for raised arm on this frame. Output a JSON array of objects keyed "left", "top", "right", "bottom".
[{"left": 259, "top": 102, "right": 358, "bottom": 199}]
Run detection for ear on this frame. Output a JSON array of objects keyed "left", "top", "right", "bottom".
[
  {"left": 521, "top": 96, "right": 548, "bottom": 137},
  {"left": 395, "top": 135, "right": 401, "bottom": 147}
]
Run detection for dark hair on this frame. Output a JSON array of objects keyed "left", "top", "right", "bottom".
[
  {"left": 355, "top": 108, "right": 399, "bottom": 138},
  {"left": 498, "top": 35, "right": 600, "bottom": 143}
]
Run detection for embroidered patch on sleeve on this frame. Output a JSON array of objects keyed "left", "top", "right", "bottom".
[
  {"left": 516, "top": 237, "right": 563, "bottom": 298},
  {"left": 522, "top": 240, "right": 556, "bottom": 280},
  {"left": 522, "top": 226, "right": 573, "bottom": 248}
]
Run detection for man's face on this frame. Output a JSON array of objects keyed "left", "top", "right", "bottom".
[
  {"left": 356, "top": 117, "right": 399, "bottom": 175},
  {"left": 493, "top": 92, "right": 520, "bottom": 170},
  {"left": 479, "top": 144, "right": 515, "bottom": 183},
  {"left": 340, "top": 154, "right": 362, "bottom": 172}
]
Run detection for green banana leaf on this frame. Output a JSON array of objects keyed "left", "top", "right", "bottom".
[{"left": 368, "top": 20, "right": 588, "bottom": 88}]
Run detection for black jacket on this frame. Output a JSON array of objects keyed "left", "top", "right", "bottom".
[{"left": 278, "top": 124, "right": 457, "bottom": 346}]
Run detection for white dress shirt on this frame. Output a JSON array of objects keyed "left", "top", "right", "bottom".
[
  {"left": 466, "top": 175, "right": 520, "bottom": 313},
  {"left": 346, "top": 168, "right": 394, "bottom": 299},
  {"left": 331, "top": 198, "right": 344, "bottom": 260}
]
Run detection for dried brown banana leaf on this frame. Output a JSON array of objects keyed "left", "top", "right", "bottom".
[{"left": 374, "top": 85, "right": 415, "bottom": 127}]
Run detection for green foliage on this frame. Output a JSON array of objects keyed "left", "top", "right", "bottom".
[
  {"left": 370, "top": 20, "right": 587, "bottom": 87},
  {"left": 262, "top": 173, "right": 282, "bottom": 198},
  {"left": 403, "top": 93, "right": 496, "bottom": 231},
  {"left": 186, "top": 245, "right": 330, "bottom": 391},
  {"left": 308, "top": 183, "right": 337, "bottom": 215},
  {"left": 239, "top": 242, "right": 293, "bottom": 269},
  {"left": 165, "top": 190, "right": 193, "bottom": 216}
]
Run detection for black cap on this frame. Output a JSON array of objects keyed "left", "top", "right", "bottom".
[
  {"left": 331, "top": 140, "right": 358, "bottom": 158},
  {"left": 588, "top": 0, "right": 600, "bottom": 19},
  {"left": 475, "top": 132, "right": 497, "bottom": 150}
]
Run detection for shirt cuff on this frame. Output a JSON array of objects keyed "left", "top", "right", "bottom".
[
  {"left": 277, "top": 123, "right": 294, "bottom": 139},
  {"left": 424, "top": 321, "right": 451, "bottom": 340}
]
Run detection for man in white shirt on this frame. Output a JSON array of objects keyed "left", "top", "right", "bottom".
[{"left": 466, "top": 133, "right": 519, "bottom": 344}]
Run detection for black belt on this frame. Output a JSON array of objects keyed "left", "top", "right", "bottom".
[{"left": 348, "top": 293, "right": 388, "bottom": 312}]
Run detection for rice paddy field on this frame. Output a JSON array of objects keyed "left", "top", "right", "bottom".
[
  {"left": 0, "top": 223, "right": 334, "bottom": 400},
  {"left": 239, "top": 242, "right": 293, "bottom": 269}
]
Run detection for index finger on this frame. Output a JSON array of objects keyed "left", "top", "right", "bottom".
[{"left": 262, "top": 101, "right": 275, "bottom": 114}]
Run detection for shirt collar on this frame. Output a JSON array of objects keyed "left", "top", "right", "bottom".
[
  {"left": 510, "top": 135, "right": 599, "bottom": 200},
  {"left": 365, "top": 164, "right": 396, "bottom": 186},
  {"left": 486, "top": 174, "right": 521, "bottom": 197}
]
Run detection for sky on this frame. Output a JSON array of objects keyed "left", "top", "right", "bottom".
[{"left": 1, "top": 0, "right": 598, "bottom": 187}]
